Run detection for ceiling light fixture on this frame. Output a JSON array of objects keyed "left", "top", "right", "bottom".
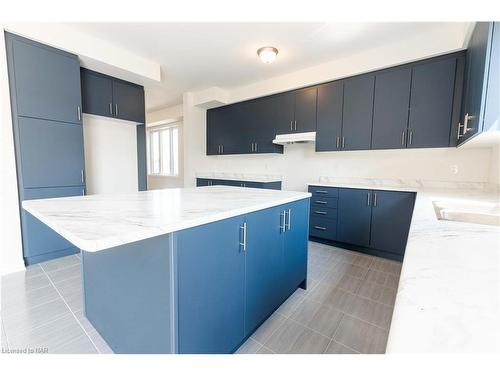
[{"left": 257, "top": 46, "right": 278, "bottom": 64}]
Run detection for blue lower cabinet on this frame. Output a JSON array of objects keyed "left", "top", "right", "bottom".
[
  {"left": 337, "top": 188, "right": 372, "bottom": 247},
  {"left": 309, "top": 216, "right": 337, "bottom": 240},
  {"left": 176, "top": 216, "right": 246, "bottom": 354},
  {"left": 22, "top": 187, "right": 84, "bottom": 263},
  {"left": 282, "top": 199, "right": 309, "bottom": 298},
  {"left": 369, "top": 191, "right": 415, "bottom": 256},
  {"left": 176, "top": 198, "right": 309, "bottom": 353},
  {"left": 244, "top": 206, "right": 285, "bottom": 335}
]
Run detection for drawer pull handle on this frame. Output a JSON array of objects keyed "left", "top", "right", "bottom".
[
  {"left": 315, "top": 190, "right": 328, "bottom": 194},
  {"left": 315, "top": 200, "right": 327, "bottom": 204},
  {"left": 314, "top": 226, "right": 326, "bottom": 230},
  {"left": 314, "top": 211, "right": 327, "bottom": 215}
]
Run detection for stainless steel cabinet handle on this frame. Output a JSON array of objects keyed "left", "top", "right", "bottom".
[
  {"left": 115, "top": 104, "right": 118, "bottom": 116},
  {"left": 294, "top": 120, "right": 297, "bottom": 131},
  {"left": 314, "top": 226, "right": 326, "bottom": 230},
  {"left": 81, "top": 189, "right": 85, "bottom": 196},
  {"left": 408, "top": 130, "right": 413, "bottom": 145},
  {"left": 221, "top": 145, "right": 224, "bottom": 153},
  {"left": 280, "top": 210, "right": 286, "bottom": 232},
  {"left": 290, "top": 120, "right": 293, "bottom": 130},
  {"left": 373, "top": 193, "right": 377, "bottom": 207},
  {"left": 314, "top": 210, "right": 327, "bottom": 215},
  {"left": 401, "top": 131, "right": 406, "bottom": 146},
  {"left": 109, "top": 103, "right": 113, "bottom": 115},
  {"left": 81, "top": 169, "right": 85, "bottom": 183},
  {"left": 315, "top": 190, "right": 328, "bottom": 194},
  {"left": 367, "top": 192, "right": 371, "bottom": 206},
  {"left": 255, "top": 143, "right": 258, "bottom": 152},
  {"left": 286, "top": 208, "right": 291, "bottom": 230},
  {"left": 336, "top": 136, "right": 340, "bottom": 149},
  {"left": 77, "top": 106, "right": 81, "bottom": 121},
  {"left": 342, "top": 137, "right": 345, "bottom": 149},
  {"left": 239, "top": 222, "right": 247, "bottom": 251},
  {"left": 315, "top": 200, "right": 327, "bottom": 204}
]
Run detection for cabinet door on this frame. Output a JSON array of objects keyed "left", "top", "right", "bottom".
[
  {"left": 81, "top": 68, "right": 113, "bottom": 117},
  {"left": 273, "top": 92, "right": 296, "bottom": 135},
  {"left": 177, "top": 216, "right": 245, "bottom": 354},
  {"left": 294, "top": 87, "right": 317, "bottom": 133},
  {"left": 372, "top": 68, "right": 412, "bottom": 149},
  {"left": 316, "top": 81, "right": 343, "bottom": 151},
  {"left": 10, "top": 36, "right": 82, "bottom": 124},
  {"left": 370, "top": 191, "right": 415, "bottom": 255},
  {"left": 341, "top": 75, "right": 375, "bottom": 150},
  {"left": 112, "top": 80, "right": 145, "bottom": 123},
  {"left": 337, "top": 188, "right": 372, "bottom": 247},
  {"left": 18, "top": 117, "right": 85, "bottom": 188},
  {"left": 22, "top": 186, "right": 84, "bottom": 259},
  {"left": 249, "top": 97, "right": 282, "bottom": 153},
  {"left": 282, "top": 199, "right": 309, "bottom": 298},
  {"left": 460, "top": 22, "right": 494, "bottom": 144},
  {"left": 407, "top": 57, "right": 456, "bottom": 148},
  {"left": 245, "top": 206, "right": 284, "bottom": 335}
]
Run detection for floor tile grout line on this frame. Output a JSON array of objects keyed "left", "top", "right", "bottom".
[
  {"left": 252, "top": 312, "right": 288, "bottom": 347},
  {"left": 39, "top": 266, "right": 100, "bottom": 354},
  {"left": 40, "top": 261, "right": 82, "bottom": 278},
  {"left": 1, "top": 294, "right": 63, "bottom": 320},
  {"left": 323, "top": 313, "right": 347, "bottom": 354}
]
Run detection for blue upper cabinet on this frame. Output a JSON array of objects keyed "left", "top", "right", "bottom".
[
  {"left": 458, "top": 22, "right": 498, "bottom": 144},
  {"left": 81, "top": 68, "right": 114, "bottom": 117},
  {"left": 9, "top": 34, "right": 82, "bottom": 125},
  {"left": 176, "top": 216, "right": 246, "bottom": 354},
  {"left": 316, "top": 81, "right": 343, "bottom": 151},
  {"left": 341, "top": 75, "right": 375, "bottom": 151},
  {"left": 81, "top": 68, "right": 145, "bottom": 124},
  {"left": 408, "top": 56, "right": 458, "bottom": 148},
  {"left": 18, "top": 117, "right": 85, "bottom": 188},
  {"left": 272, "top": 91, "right": 296, "bottom": 135},
  {"left": 371, "top": 68, "right": 412, "bottom": 149},
  {"left": 112, "top": 79, "right": 145, "bottom": 123},
  {"left": 293, "top": 86, "right": 317, "bottom": 133}
]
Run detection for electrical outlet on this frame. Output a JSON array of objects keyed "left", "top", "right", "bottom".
[{"left": 450, "top": 165, "right": 459, "bottom": 174}]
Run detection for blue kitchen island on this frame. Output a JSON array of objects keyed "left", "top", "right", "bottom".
[{"left": 22, "top": 186, "right": 311, "bottom": 354}]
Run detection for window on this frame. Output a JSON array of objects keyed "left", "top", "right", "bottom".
[{"left": 148, "top": 124, "right": 179, "bottom": 176}]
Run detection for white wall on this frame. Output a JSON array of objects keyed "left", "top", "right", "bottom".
[
  {"left": 83, "top": 115, "right": 139, "bottom": 195},
  {"left": 183, "top": 26, "right": 497, "bottom": 191},
  {"left": 146, "top": 104, "right": 185, "bottom": 190}
]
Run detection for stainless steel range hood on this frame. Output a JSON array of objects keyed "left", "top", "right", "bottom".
[{"left": 272, "top": 132, "right": 316, "bottom": 145}]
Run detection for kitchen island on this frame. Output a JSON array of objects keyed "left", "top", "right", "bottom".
[{"left": 22, "top": 186, "right": 311, "bottom": 354}]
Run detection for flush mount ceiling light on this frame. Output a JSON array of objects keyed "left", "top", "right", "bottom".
[{"left": 257, "top": 46, "right": 278, "bottom": 64}]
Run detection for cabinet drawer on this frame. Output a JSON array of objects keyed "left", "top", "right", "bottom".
[
  {"left": 309, "top": 217, "right": 337, "bottom": 240},
  {"left": 310, "top": 207, "right": 338, "bottom": 220},
  {"left": 311, "top": 196, "right": 338, "bottom": 209},
  {"left": 308, "top": 185, "right": 339, "bottom": 197}
]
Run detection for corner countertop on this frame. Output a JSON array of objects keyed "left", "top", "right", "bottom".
[
  {"left": 196, "top": 172, "right": 283, "bottom": 183},
  {"left": 309, "top": 179, "right": 500, "bottom": 353},
  {"left": 22, "top": 186, "right": 310, "bottom": 253}
]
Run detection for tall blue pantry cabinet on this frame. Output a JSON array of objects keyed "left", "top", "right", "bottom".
[
  {"left": 5, "top": 32, "right": 147, "bottom": 264},
  {"left": 5, "top": 32, "right": 86, "bottom": 264}
]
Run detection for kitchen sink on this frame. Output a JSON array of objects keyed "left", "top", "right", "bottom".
[{"left": 433, "top": 199, "right": 500, "bottom": 227}]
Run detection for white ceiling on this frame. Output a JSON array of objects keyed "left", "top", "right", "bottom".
[{"left": 68, "top": 22, "right": 468, "bottom": 111}]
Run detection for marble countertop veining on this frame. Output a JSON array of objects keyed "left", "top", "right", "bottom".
[
  {"left": 310, "top": 177, "right": 500, "bottom": 353},
  {"left": 21, "top": 186, "right": 310, "bottom": 253}
]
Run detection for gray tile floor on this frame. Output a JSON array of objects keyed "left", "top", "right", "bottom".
[{"left": 1, "top": 242, "right": 401, "bottom": 354}]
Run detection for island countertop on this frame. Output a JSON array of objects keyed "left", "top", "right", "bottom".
[{"left": 22, "top": 186, "right": 311, "bottom": 252}]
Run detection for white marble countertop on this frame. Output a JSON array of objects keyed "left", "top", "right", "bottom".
[
  {"left": 22, "top": 186, "right": 310, "bottom": 252},
  {"left": 310, "top": 178, "right": 500, "bottom": 353},
  {"left": 196, "top": 172, "right": 282, "bottom": 183}
]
